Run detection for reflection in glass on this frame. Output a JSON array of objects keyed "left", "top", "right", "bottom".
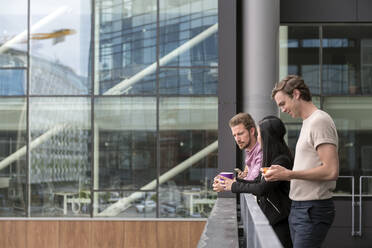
[
  {"left": 30, "top": 1, "right": 92, "bottom": 95},
  {"left": 0, "top": 0, "right": 220, "bottom": 219},
  {"left": 0, "top": 0, "right": 27, "bottom": 67},
  {"left": 323, "top": 26, "right": 372, "bottom": 95},
  {"left": 0, "top": 69, "right": 26, "bottom": 95},
  {"left": 361, "top": 178, "right": 372, "bottom": 195},
  {"left": 159, "top": 0, "right": 218, "bottom": 66},
  {"left": 95, "top": 0, "right": 157, "bottom": 95},
  {"left": 323, "top": 97, "right": 372, "bottom": 178},
  {"left": 159, "top": 68, "right": 218, "bottom": 95},
  {"left": 94, "top": 191, "right": 156, "bottom": 218},
  {"left": 29, "top": 98, "right": 91, "bottom": 217},
  {"left": 94, "top": 97, "right": 156, "bottom": 190},
  {"left": 279, "top": 26, "right": 320, "bottom": 95},
  {"left": 159, "top": 97, "right": 218, "bottom": 217},
  {"left": 280, "top": 24, "right": 372, "bottom": 198},
  {"left": 0, "top": 98, "right": 26, "bottom": 216},
  {"left": 281, "top": 123, "right": 301, "bottom": 158},
  {"left": 334, "top": 177, "right": 354, "bottom": 196}
]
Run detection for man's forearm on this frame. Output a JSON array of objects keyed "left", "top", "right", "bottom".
[{"left": 288, "top": 165, "right": 338, "bottom": 181}]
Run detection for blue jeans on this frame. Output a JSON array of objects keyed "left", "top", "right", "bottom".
[{"left": 289, "top": 199, "right": 335, "bottom": 248}]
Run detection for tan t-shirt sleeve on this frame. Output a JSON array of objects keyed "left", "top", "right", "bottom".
[{"left": 310, "top": 116, "right": 338, "bottom": 150}]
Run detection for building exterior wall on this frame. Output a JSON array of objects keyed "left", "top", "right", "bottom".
[
  {"left": 1, "top": 0, "right": 372, "bottom": 246},
  {"left": 0, "top": 0, "right": 218, "bottom": 219}
]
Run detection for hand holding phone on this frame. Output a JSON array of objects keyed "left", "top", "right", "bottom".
[{"left": 235, "top": 167, "right": 248, "bottom": 179}]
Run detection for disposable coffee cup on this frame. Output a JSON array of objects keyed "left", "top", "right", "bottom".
[{"left": 219, "top": 172, "right": 234, "bottom": 181}]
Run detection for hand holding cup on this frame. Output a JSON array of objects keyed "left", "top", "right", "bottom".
[
  {"left": 213, "top": 172, "right": 235, "bottom": 192},
  {"left": 213, "top": 175, "right": 225, "bottom": 192}
]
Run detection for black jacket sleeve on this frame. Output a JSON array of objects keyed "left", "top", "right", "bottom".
[
  {"left": 236, "top": 177, "right": 260, "bottom": 183},
  {"left": 231, "top": 155, "right": 292, "bottom": 195}
]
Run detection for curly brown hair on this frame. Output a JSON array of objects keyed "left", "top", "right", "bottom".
[{"left": 272, "top": 75, "right": 312, "bottom": 101}]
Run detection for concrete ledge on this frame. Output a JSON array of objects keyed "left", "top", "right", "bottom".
[{"left": 197, "top": 197, "right": 239, "bottom": 248}]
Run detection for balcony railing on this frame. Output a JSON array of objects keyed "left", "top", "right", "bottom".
[
  {"left": 240, "top": 194, "right": 282, "bottom": 248},
  {"left": 198, "top": 193, "right": 282, "bottom": 248}
]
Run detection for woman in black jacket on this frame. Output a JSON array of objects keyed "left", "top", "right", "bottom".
[{"left": 214, "top": 115, "right": 293, "bottom": 248}]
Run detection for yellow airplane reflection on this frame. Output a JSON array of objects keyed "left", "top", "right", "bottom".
[{"left": 29, "top": 28, "right": 76, "bottom": 45}]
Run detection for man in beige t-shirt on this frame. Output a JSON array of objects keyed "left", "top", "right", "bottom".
[{"left": 264, "top": 75, "right": 339, "bottom": 248}]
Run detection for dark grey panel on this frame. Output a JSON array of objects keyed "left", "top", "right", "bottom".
[
  {"left": 218, "top": 0, "right": 237, "bottom": 183},
  {"left": 218, "top": 102, "right": 236, "bottom": 167},
  {"left": 357, "top": 0, "right": 372, "bottom": 21},
  {"left": 218, "top": 0, "right": 237, "bottom": 103},
  {"left": 280, "top": 0, "right": 357, "bottom": 22},
  {"left": 324, "top": 198, "right": 372, "bottom": 247},
  {"left": 325, "top": 227, "right": 372, "bottom": 248}
]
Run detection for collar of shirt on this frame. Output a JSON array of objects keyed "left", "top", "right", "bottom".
[{"left": 244, "top": 142, "right": 263, "bottom": 180}]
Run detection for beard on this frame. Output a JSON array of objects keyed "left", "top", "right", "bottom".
[{"left": 238, "top": 138, "right": 251, "bottom": 150}]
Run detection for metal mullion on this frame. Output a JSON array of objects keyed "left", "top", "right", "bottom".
[
  {"left": 90, "top": 0, "right": 96, "bottom": 218},
  {"left": 0, "top": 67, "right": 28, "bottom": 70},
  {"left": 26, "top": 95, "right": 92, "bottom": 98},
  {"left": 158, "top": 94, "right": 217, "bottom": 98},
  {"left": 92, "top": 189, "right": 155, "bottom": 193},
  {"left": 0, "top": 95, "right": 30, "bottom": 99},
  {"left": 26, "top": 0, "right": 31, "bottom": 218},
  {"left": 160, "top": 65, "right": 218, "bottom": 69},
  {"left": 155, "top": 0, "right": 160, "bottom": 219}
]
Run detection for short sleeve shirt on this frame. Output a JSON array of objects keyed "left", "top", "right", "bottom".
[{"left": 289, "top": 110, "right": 339, "bottom": 201}]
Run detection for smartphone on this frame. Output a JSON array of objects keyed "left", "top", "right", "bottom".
[{"left": 234, "top": 168, "right": 242, "bottom": 174}]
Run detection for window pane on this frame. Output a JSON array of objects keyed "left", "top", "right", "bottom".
[
  {"left": 30, "top": 1, "right": 92, "bottom": 95},
  {"left": 361, "top": 178, "right": 372, "bottom": 195},
  {"left": 323, "top": 97, "right": 372, "bottom": 178},
  {"left": 159, "top": 68, "right": 218, "bottom": 95},
  {"left": 0, "top": 0, "right": 27, "bottom": 68},
  {"left": 159, "top": 97, "right": 217, "bottom": 217},
  {"left": 0, "top": 69, "right": 26, "bottom": 95},
  {"left": 333, "top": 177, "right": 354, "bottom": 196},
  {"left": 94, "top": 191, "right": 156, "bottom": 217},
  {"left": 0, "top": 0, "right": 220, "bottom": 220},
  {"left": 159, "top": 0, "right": 218, "bottom": 67},
  {"left": 30, "top": 98, "right": 91, "bottom": 217},
  {"left": 94, "top": 97, "right": 156, "bottom": 190},
  {"left": 279, "top": 26, "right": 320, "bottom": 94},
  {"left": 95, "top": 0, "right": 157, "bottom": 95},
  {"left": 323, "top": 25, "right": 372, "bottom": 95},
  {"left": 0, "top": 98, "right": 26, "bottom": 217}
]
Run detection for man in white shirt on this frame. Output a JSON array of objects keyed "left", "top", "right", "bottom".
[{"left": 264, "top": 75, "right": 339, "bottom": 248}]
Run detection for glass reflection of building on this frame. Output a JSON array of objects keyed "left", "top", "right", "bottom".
[
  {"left": 0, "top": 0, "right": 218, "bottom": 218},
  {"left": 94, "top": 0, "right": 218, "bottom": 218},
  {"left": 279, "top": 25, "right": 372, "bottom": 195}
]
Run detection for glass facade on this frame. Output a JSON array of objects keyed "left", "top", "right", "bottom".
[
  {"left": 280, "top": 24, "right": 372, "bottom": 196},
  {"left": 0, "top": 0, "right": 218, "bottom": 218}
]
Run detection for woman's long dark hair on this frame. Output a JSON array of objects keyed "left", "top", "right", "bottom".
[{"left": 258, "top": 116, "right": 293, "bottom": 167}]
